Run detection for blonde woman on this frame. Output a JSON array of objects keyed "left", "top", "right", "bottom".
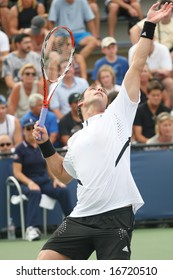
[
  {"left": 9, "top": 0, "right": 45, "bottom": 36},
  {"left": 146, "top": 112, "right": 173, "bottom": 146},
  {"left": 97, "top": 64, "right": 121, "bottom": 94},
  {"left": 7, "top": 63, "right": 43, "bottom": 119}
]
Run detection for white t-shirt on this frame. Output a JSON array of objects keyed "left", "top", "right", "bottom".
[
  {"left": 0, "top": 31, "right": 10, "bottom": 53},
  {"left": 128, "top": 41, "right": 172, "bottom": 70},
  {"left": 63, "top": 83, "right": 144, "bottom": 217}
]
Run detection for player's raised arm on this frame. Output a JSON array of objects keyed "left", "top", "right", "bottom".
[{"left": 124, "top": 2, "right": 173, "bottom": 102}]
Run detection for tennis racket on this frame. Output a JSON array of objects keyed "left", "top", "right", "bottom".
[{"left": 38, "top": 26, "right": 75, "bottom": 138}]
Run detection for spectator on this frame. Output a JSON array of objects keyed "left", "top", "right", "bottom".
[
  {"left": 88, "top": 0, "right": 100, "bottom": 39},
  {"left": 48, "top": 0, "right": 99, "bottom": 58},
  {"left": 0, "top": 30, "right": 10, "bottom": 72},
  {"left": 0, "top": 95, "right": 23, "bottom": 146},
  {"left": 146, "top": 112, "right": 173, "bottom": 148},
  {"left": 9, "top": 0, "right": 45, "bottom": 36},
  {"left": 29, "top": 15, "right": 49, "bottom": 54},
  {"left": 139, "top": 64, "right": 170, "bottom": 108},
  {"left": 1, "top": 33, "right": 42, "bottom": 94},
  {"left": 133, "top": 80, "right": 171, "bottom": 144},
  {"left": 104, "top": 0, "right": 143, "bottom": 37},
  {"left": 7, "top": 63, "right": 43, "bottom": 119},
  {"left": 73, "top": 53, "right": 88, "bottom": 80},
  {"left": 59, "top": 92, "right": 83, "bottom": 147},
  {"left": 21, "top": 93, "right": 59, "bottom": 146},
  {"left": 129, "top": 40, "right": 173, "bottom": 109},
  {"left": 97, "top": 64, "right": 121, "bottom": 94},
  {"left": 0, "top": 134, "right": 15, "bottom": 158},
  {"left": 0, "top": 0, "right": 10, "bottom": 36},
  {"left": 13, "top": 118, "right": 74, "bottom": 241},
  {"left": 49, "top": 60, "right": 89, "bottom": 120},
  {"left": 91, "top": 36, "right": 129, "bottom": 85},
  {"left": 129, "top": 0, "right": 173, "bottom": 60}
]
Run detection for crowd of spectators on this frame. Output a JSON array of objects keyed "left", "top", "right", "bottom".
[{"left": 1, "top": 0, "right": 173, "bottom": 239}]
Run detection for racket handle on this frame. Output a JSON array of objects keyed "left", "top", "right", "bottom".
[{"left": 38, "top": 107, "right": 48, "bottom": 140}]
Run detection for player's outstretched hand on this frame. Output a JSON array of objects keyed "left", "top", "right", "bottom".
[
  {"left": 147, "top": 2, "right": 173, "bottom": 24},
  {"left": 32, "top": 121, "right": 49, "bottom": 144}
]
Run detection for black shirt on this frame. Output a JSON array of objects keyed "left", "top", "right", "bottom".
[{"left": 133, "top": 101, "right": 171, "bottom": 138}]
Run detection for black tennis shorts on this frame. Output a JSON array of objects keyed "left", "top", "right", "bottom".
[{"left": 41, "top": 206, "right": 135, "bottom": 260}]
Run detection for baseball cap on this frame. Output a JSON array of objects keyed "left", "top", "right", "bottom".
[
  {"left": 0, "top": 95, "right": 7, "bottom": 105},
  {"left": 68, "top": 93, "right": 81, "bottom": 104},
  {"left": 101, "top": 37, "right": 117, "bottom": 48},
  {"left": 23, "top": 118, "right": 35, "bottom": 128},
  {"left": 31, "top": 15, "right": 46, "bottom": 35}
]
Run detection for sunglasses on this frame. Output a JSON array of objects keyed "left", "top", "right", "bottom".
[
  {"left": 25, "top": 126, "right": 34, "bottom": 131},
  {"left": 0, "top": 142, "right": 11, "bottom": 147},
  {"left": 24, "top": 72, "right": 36, "bottom": 77}
]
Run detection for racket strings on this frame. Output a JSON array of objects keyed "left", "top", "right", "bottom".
[{"left": 43, "top": 28, "right": 74, "bottom": 82}]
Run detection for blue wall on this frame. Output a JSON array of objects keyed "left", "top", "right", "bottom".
[{"left": 1, "top": 149, "right": 173, "bottom": 231}]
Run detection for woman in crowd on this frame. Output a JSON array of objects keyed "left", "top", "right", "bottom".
[
  {"left": 146, "top": 112, "right": 173, "bottom": 147},
  {"left": 97, "top": 64, "right": 121, "bottom": 95},
  {"left": 7, "top": 63, "right": 43, "bottom": 119},
  {"left": 9, "top": 0, "right": 45, "bottom": 36}
]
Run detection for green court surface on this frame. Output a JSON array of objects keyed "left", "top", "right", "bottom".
[{"left": 0, "top": 227, "right": 173, "bottom": 260}]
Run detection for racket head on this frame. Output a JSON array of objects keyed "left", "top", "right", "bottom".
[
  {"left": 41, "top": 26, "right": 75, "bottom": 99},
  {"left": 38, "top": 26, "right": 75, "bottom": 132}
]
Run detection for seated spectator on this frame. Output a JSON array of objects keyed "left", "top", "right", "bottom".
[
  {"left": 13, "top": 118, "right": 74, "bottom": 241},
  {"left": 0, "top": 134, "right": 15, "bottom": 159},
  {"left": 88, "top": 0, "right": 100, "bottom": 39},
  {"left": 129, "top": 40, "right": 173, "bottom": 109},
  {"left": 0, "top": 95, "right": 23, "bottom": 146},
  {"left": 1, "top": 33, "right": 42, "bottom": 94},
  {"left": 21, "top": 93, "right": 59, "bottom": 146},
  {"left": 0, "top": 0, "right": 10, "bottom": 36},
  {"left": 29, "top": 15, "right": 49, "bottom": 54},
  {"left": 91, "top": 36, "right": 129, "bottom": 86},
  {"left": 129, "top": 0, "right": 173, "bottom": 60},
  {"left": 9, "top": 0, "right": 45, "bottom": 36},
  {"left": 146, "top": 112, "right": 173, "bottom": 148},
  {"left": 7, "top": 63, "right": 43, "bottom": 119},
  {"left": 133, "top": 80, "right": 171, "bottom": 144},
  {"left": 104, "top": 0, "right": 143, "bottom": 37},
  {"left": 73, "top": 53, "right": 88, "bottom": 80},
  {"left": 97, "top": 64, "right": 121, "bottom": 94},
  {"left": 48, "top": 0, "right": 99, "bottom": 58},
  {"left": 0, "top": 30, "right": 10, "bottom": 73},
  {"left": 49, "top": 60, "right": 89, "bottom": 120},
  {"left": 59, "top": 93, "right": 83, "bottom": 147}
]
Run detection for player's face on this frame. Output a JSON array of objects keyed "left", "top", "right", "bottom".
[{"left": 83, "top": 86, "right": 108, "bottom": 110}]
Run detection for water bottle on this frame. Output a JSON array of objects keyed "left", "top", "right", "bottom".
[{"left": 7, "top": 217, "right": 16, "bottom": 240}]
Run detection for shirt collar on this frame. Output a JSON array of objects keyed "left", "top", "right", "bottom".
[{"left": 83, "top": 113, "right": 103, "bottom": 127}]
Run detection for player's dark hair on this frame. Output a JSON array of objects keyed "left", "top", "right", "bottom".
[{"left": 77, "top": 90, "right": 86, "bottom": 123}]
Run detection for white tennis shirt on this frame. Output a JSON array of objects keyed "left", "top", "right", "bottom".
[{"left": 63, "top": 83, "right": 144, "bottom": 217}]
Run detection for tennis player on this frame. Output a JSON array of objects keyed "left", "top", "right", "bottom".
[{"left": 33, "top": 2, "right": 173, "bottom": 260}]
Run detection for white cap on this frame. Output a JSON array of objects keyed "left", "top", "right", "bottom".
[{"left": 101, "top": 37, "right": 117, "bottom": 48}]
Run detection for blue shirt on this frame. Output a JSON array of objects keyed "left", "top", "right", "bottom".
[
  {"left": 48, "top": 0, "right": 94, "bottom": 33},
  {"left": 20, "top": 110, "right": 59, "bottom": 135},
  {"left": 91, "top": 56, "right": 129, "bottom": 85},
  {"left": 14, "top": 141, "right": 50, "bottom": 184}
]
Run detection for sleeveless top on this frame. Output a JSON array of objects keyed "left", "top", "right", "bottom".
[
  {"left": 0, "top": 114, "right": 15, "bottom": 139},
  {"left": 15, "top": 80, "right": 38, "bottom": 119},
  {"left": 17, "top": 4, "right": 38, "bottom": 29}
]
